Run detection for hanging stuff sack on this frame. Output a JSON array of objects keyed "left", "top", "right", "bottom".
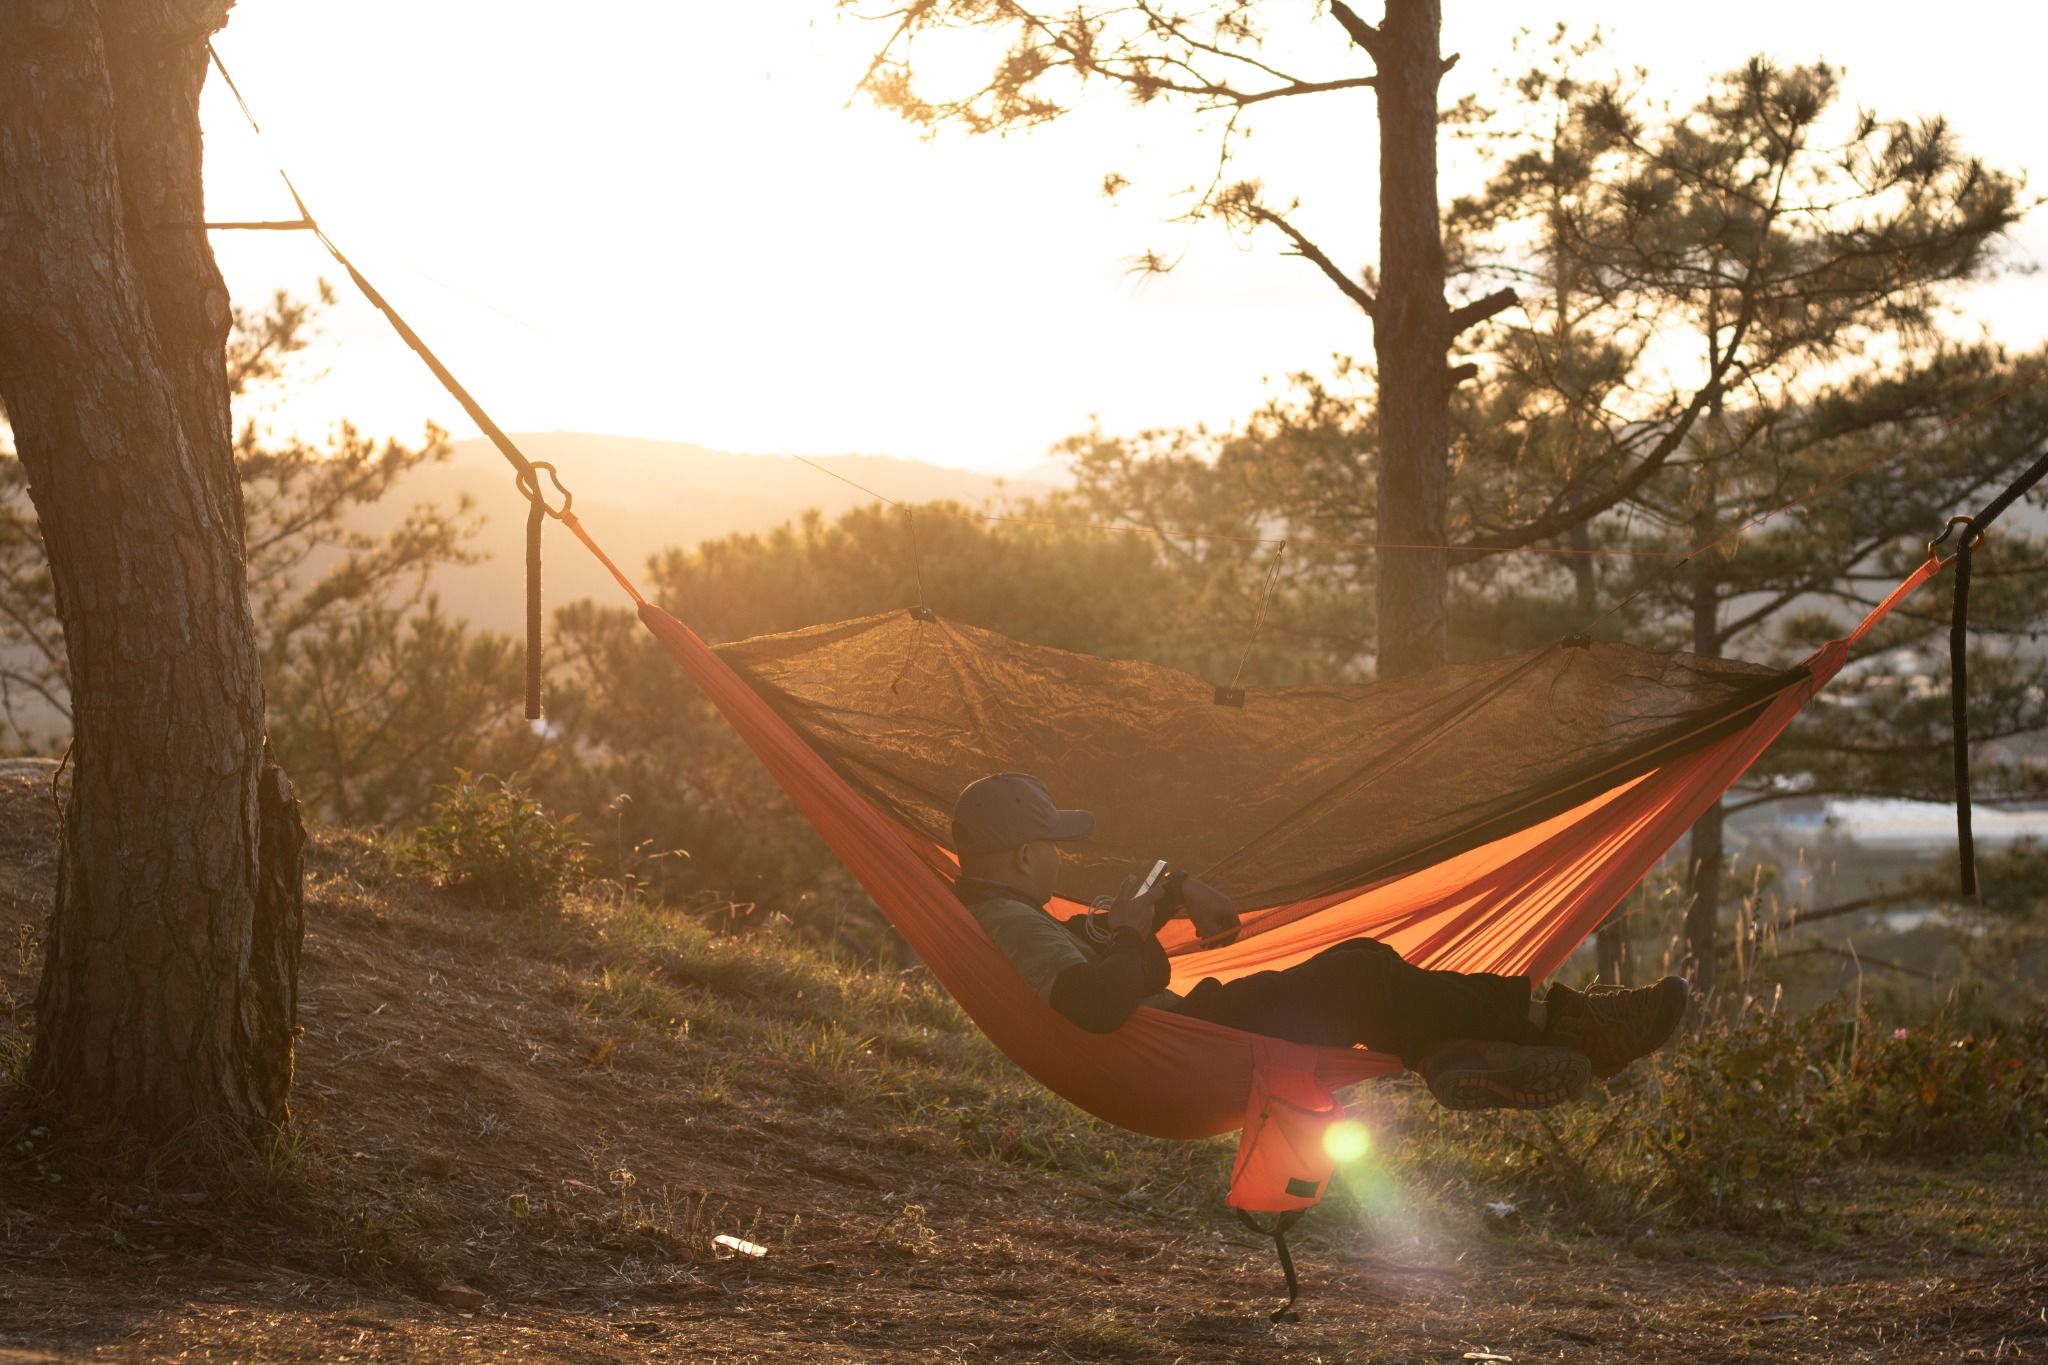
[{"left": 1225, "top": 1043, "right": 1343, "bottom": 1321}]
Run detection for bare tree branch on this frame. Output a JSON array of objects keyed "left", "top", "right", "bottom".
[
  {"left": 1239, "top": 201, "right": 1377, "bottom": 316},
  {"left": 1748, "top": 942, "right": 1937, "bottom": 980},
  {"left": 1326, "top": 0, "right": 1384, "bottom": 59},
  {"left": 1715, "top": 889, "right": 1925, "bottom": 963},
  {"left": 1449, "top": 286, "right": 1518, "bottom": 336}
]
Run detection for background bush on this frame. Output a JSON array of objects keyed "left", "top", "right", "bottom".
[
  {"left": 1393, "top": 994, "right": 2048, "bottom": 1233},
  {"left": 397, "top": 773, "right": 589, "bottom": 909}
]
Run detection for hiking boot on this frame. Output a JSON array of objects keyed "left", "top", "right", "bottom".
[
  {"left": 1418, "top": 1040, "right": 1591, "bottom": 1111},
  {"left": 1543, "top": 976, "right": 1688, "bottom": 1079}
]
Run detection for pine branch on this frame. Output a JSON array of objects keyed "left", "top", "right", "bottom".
[
  {"left": 1449, "top": 287, "right": 1518, "bottom": 336},
  {"left": 1467, "top": 289, "right": 1761, "bottom": 550},
  {"left": 1747, "top": 943, "right": 1937, "bottom": 981},
  {"left": 1326, "top": 0, "right": 1384, "bottom": 59},
  {"left": 1238, "top": 201, "right": 1376, "bottom": 316},
  {"left": 1713, "top": 890, "right": 1926, "bottom": 965}
]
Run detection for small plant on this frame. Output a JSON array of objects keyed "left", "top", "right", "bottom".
[
  {"left": 875, "top": 1202, "right": 937, "bottom": 1257},
  {"left": 0, "top": 1027, "right": 26, "bottom": 1090},
  {"left": 398, "top": 772, "right": 588, "bottom": 909},
  {"left": 0, "top": 922, "right": 40, "bottom": 1088}
]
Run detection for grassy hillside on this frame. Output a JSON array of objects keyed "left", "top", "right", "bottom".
[{"left": 0, "top": 760, "right": 2043, "bottom": 1362}]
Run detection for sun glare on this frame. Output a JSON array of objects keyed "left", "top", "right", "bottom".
[{"left": 1323, "top": 1118, "right": 1370, "bottom": 1164}]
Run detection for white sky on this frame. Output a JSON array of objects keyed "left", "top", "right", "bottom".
[{"left": 203, "top": 1, "right": 2048, "bottom": 478}]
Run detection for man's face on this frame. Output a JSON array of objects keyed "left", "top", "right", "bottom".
[{"left": 1014, "top": 838, "right": 1061, "bottom": 902}]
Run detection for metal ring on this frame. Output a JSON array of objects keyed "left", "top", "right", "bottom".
[
  {"left": 514, "top": 461, "right": 573, "bottom": 520},
  {"left": 1929, "top": 514, "right": 1986, "bottom": 561}
]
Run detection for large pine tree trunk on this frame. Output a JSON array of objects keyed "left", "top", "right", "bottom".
[
  {"left": 1371, "top": 0, "right": 1450, "bottom": 680},
  {"left": 0, "top": 1, "right": 305, "bottom": 1141}
]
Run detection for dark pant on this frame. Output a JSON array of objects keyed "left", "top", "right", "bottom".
[{"left": 1171, "top": 938, "right": 1542, "bottom": 1067}]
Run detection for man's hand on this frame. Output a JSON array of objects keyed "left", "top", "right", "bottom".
[
  {"left": 1103, "top": 872, "right": 1166, "bottom": 937},
  {"left": 1181, "top": 877, "right": 1242, "bottom": 943}
]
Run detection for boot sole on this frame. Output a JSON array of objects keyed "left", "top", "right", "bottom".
[{"left": 1426, "top": 1045, "right": 1591, "bottom": 1111}]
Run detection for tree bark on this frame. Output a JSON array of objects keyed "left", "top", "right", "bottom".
[
  {"left": 1370, "top": 0, "right": 1450, "bottom": 679},
  {"left": 1682, "top": 561, "right": 1724, "bottom": 1002},
  {"left": 0, "top": 0, "right": 305, "bottom": 1142}
]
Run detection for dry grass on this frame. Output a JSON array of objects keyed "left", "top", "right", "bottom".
[{"left": 0, "top": 759, "right": 2043, "bottom": 1361}]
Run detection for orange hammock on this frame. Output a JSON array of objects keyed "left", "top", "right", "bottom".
[
  {"left": 193, "top": 37, "right": 1981, "bottom": 1225},
  {"left": 575, "top": 520, "right": 1940, "bottom": 1214},
  {"left": 246, "top": 138, "right": 1944, "bottom": 1206}
]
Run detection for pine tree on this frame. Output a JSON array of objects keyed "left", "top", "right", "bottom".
[
  {"left": 0, "top": 288, "right": 520, "bottom": 824},
  {"left": 1039, "top": 46, "right": 2044, "bottom": 997},
  {"left": 1448, "top": 52, "right": 2038, "bottom": 997},
  {"left": 842, "top": 0, "right": 1514, "bottom": 677},
  {"left": 0, "top": 0, "right": 302, "bottom": 1142}
]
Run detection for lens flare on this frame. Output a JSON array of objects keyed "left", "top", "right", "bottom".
[{"left": 1323, "top": 1119, "right": 1370, "bottom": 1163}]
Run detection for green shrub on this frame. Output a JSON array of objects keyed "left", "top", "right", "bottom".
[
  {"left": 398, "top": 772, "right": 588, "bottom": 908},
  {"left": 1839, "top": 1011, "right": 2048, "bottom": 1159},
  {"left": 1399, "top": 996, "right": 2048, "bottom": 1232}
]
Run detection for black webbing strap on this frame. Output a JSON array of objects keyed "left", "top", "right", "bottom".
[
  {"left": 514, "top": 463, "right": 572, "bottom": 720},
  {"left": 1235, "top": 1207, "right": 1308, "bottom": 1322},
  {"left": 1939, "top": 445, "right": 2048, "bottom": 895},
  {"left": 1950, "top": 530, "right": 1975, "bottom": 895},
  {"left": 526, "top": 492, "right": 545, "bottom": 719},
  {"left": 308, "top": 215, "right": 560, "bottom": 719}
]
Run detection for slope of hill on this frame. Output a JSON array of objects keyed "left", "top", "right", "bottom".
[
  {"left": 365, "top": 434, "right": 1052, "bottom": 634},
  {"left": 1, "top": 763, "right": 2043, "bottom": 1361}
]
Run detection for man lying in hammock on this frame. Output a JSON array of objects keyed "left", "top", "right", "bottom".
[{"left": 950, "top": 772, "right": 1687, "bottom": 1111}]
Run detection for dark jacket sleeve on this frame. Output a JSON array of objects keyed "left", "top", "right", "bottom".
[
  {"left": 1139, "top": 933, "right": 1171, "bottom": 995},
  {"left": 1048, "top": 928, "right": 1173, "bottom": 1033}
]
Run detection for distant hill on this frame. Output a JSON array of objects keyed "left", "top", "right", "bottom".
[{"left": 359, "top": 433, "right": 1052, "bottom": 635}]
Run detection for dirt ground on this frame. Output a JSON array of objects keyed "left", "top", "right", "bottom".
[{"left": 1, "top": 760, "right": 2043, "bottom": 1363}]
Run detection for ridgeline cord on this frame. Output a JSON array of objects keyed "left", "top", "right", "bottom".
[
  {"left": 1218, "top": 541, "right": 1289, "bottom": 707},
  {"left": 903, "top": 505, "right": 929, "bottom": 609}
]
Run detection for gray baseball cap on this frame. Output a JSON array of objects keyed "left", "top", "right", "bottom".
[{"left": 951, "top": 772, "right": 1095, "bottom": 855}]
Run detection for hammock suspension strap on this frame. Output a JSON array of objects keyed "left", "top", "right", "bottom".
[
  {"left": 1937, "top": 445, "right": 2048, "bottom": 895},
  {"left": 207, "top": 40, "right": 572, "bottom": 720},
  {"left": 516, "top": 463, "right": 574, "bottom": 719},
  {"left": 1235, "top": 1207, "right": 1309, "bottom": 1323}
]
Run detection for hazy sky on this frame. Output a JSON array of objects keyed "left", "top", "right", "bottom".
[{"left": 202, "top": 2, "right": 2048, "bottom": 479}]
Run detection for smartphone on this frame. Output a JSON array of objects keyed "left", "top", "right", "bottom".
[{"left": 1133, "top": 858, "right": 1168, "bottom": 898}]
